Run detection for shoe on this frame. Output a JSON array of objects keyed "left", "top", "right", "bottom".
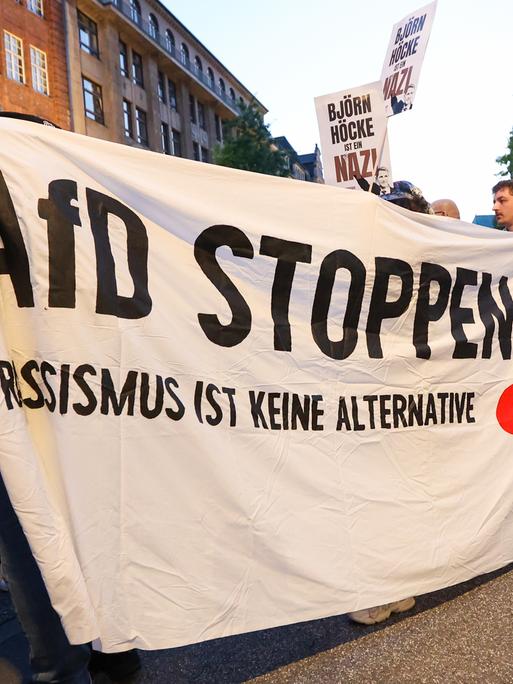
[
  {"left": 348, "top": 596, "right": 415, "bottom": 625},
  {"left": 89, "top": 649, "right": 141, "bottom": 683}
]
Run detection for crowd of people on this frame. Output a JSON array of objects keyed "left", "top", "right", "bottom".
[{"left": 1, "top": 110, "right": 513, "bottom": 680}]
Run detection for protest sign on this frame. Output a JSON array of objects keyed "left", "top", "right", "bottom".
[
  {"left": 1, "top": 118, "right": 513, "bottom": 652},
  {"left": 381, "top": 1, "right": 437, "bottom": 116},
  {"left": 315, "top": 81, "right": 391, "bottom": 190}
]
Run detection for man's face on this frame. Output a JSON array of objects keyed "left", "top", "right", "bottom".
[
  {"left": 404, "top": 86, "right": 415, "bottom": 104},
  {"left": 377, "top": 169, "right": 389, "bottom": 189},
  {"left": 493, "top": 187, "right": 513, "bottom": 229}
]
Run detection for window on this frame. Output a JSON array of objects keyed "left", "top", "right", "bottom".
[
  {"left": 77, "top": 11, "right": 99, "bottom": 57},
  {"left": 129, "top": 0, "right": 141, "bottom": 25},
  {"left": 197, "top": 102, "right": 206, "bottom": 131},
  {"left": 189, "top": 94, "right": 196, "bottom": 124},
  {"left": 229, "top": 87, "right": 235, "bottom": 103},
  {"left": 165, "top": 29, "right": 175, "bottom": 54},
  {"left": 219, "top": 78, "right": 226, "bottom": 97},
  {"left": 180, "top": 43, "right": 189, "bottom": 66},
  {"left": 168, "top": 79, "right": 177, "bottom": 111},
  {"left": 30, "top": 46, "right": 49, "bottom": 95},
  {"left": 171, "top": 129, "right": 181, "bottom": 157},
  {"left": 194, "top": 56, "right": 202, "bottom": 76},
  {"left": 148, "top": 14, "right": 159, "bottom": 40},
  {"left": 201, "top": 147, "right": 209, "bottom": 163},
  {"left": 27, "top": 0, "right": 43, "bottom": 16},
  {"left": 131, "top": 50, "right": 144, "bottom": 87},
  {"left": 4, "top": 32, "right": 25, "bottom": 84},
  {"left": 215, "top": 114, "right": 222, "bottom": 142},
  {"left": 157, "top": 71, "right": 166, "bottom": 104},
  {"left": 207, "top": 67, "right": 214, "bottom": 89},
  {"left": 294, "top": 166, "right": 306, "bottom": 181},
  {"left": 82, "top": 76, "right": 104, "bottom": 124},
  {"left": 161, "top": 122, "right": 170, "bottom": 154},
  {"left": 122, "top": 99, "right": 133, "bottom": 138},
  {"left": 135, "top": 107, "right": 148, "bottom": 145},
  {"left": 192, "top": 142, "right": 200, "bottom": 161},
  {"left": 119, "top": 41, "right": 129, "bottom": 77}
]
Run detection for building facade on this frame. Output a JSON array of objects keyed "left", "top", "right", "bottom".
[
  {"left": 273, "top": 137, "right": 324, "bottom": 183},
  {"left": 0, "top": 0, "right": 71, "bottom": 129},
  {"left": 298, "top": 145, "right": 324, "bottom": 184},
  {"left": 0, "top": 1, "right": 324, "bottom": 175},
  {"left": 64, "top": 0, "right": 265, "bottom": 160}
]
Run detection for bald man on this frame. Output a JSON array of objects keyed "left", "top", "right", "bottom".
[{"left": 432, "top": 198, "right": 460, "bottom": 219}]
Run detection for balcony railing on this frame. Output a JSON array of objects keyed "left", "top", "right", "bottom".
[{"left": 109, "top": 0, "right": 241, "bottom": 113}]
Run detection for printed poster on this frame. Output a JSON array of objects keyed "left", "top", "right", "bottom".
[
  {"left": 381, "top": 1, "right": 438, "bottom": 116},
  {"left": 315, "top": 81, "right": 391, "bottom": 191}
]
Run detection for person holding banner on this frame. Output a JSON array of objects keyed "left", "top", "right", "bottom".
[
  {"left": 0, "top": 472, "right": 93, "bottom": 683},
  {"left": 0, "top": 112, "right": 141, "bottom": 683},
  {"left": 0, "top": 470, "right": 141, "bottom": 683},
  {"left": 380, "top": 180, "right": 432, "bottom": 214},
  {"left": 348, "top": 179, "right": 433, "bottom": 625},
  {"left": 492, "top": 180, "right": 513, "bottom": 231}
]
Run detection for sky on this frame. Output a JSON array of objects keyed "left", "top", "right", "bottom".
[{"left": 161, "top": 0, "right": 513, "bottom": 223}]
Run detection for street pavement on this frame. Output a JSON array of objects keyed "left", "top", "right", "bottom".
[
  {"left": 1, "top": 563, "right": 512, "bottom": 683},
  {"left": 250, "top": 567, "right": 513, "bottom": 683}
]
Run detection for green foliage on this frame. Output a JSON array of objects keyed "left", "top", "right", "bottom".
[
  {"left": 213, "top": 101, "right": 289, "bottom": 177},
  {"left": 496, "top": 127, "right": 513, "bottom": 177}
]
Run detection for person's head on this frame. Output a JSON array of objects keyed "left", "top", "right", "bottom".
[
  {"left": 432, "top": 198, "right": 460, "bottom": 219},
  {"left": 381, "top": 180, "right": 432, "bottom": 214},
  {"left": 376, "top": 166, "right": 391, "bottom": 192},
  {"left": 404, "top": 85, "right": 415, "bottom": 105},
  {"left": 492, "top": 180, "right": 513, "bottom": 230}
]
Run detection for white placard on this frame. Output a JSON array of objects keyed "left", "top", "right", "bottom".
[
  {"left": 381, "top": 1, "right": 438, "bottom": 116},
  {"left": 315, "top": 81, "right": 391, "bottom": 190}
]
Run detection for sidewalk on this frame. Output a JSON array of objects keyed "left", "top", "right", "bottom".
[
  {"left": 249, "top": 569, "right": 513, "bottom": 683},
  {"left": 2, "top": 566, "right": 513, "bottom": 683}
]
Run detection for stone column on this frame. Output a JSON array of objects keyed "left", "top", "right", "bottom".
[
  {"left": 63, "top": 0, "right": 85, "bottom": 133},
  {"left": 205, "top": 104, "right": 217, "bottom": 159},
  {"left": 99, "top": 21, "right": 125, "bottom": 143},
  {"left": 177, "top": 81, "right": 193, "bottom": 159},
  {"left": 144, "top": 53, "right": 161, "bottom": 152}
]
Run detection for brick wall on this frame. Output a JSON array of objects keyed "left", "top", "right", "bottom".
[{"left": 0, "top": 0, "right": 70, "bottom": 129}]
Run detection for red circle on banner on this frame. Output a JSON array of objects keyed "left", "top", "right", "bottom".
[{"left": 496, "top": 385, "right": 513, "bottom": 434}]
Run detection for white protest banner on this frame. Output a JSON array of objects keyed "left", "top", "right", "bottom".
[
  {"left": 315, "top": 81, "right": 391, "bottom": 190},
  {"left": 381, "top": 1, "right": 437, "bottom": 116},
  {"left": 1, "top": 118, "right": 513, "bottom": 653}
]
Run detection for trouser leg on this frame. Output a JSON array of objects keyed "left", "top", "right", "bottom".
[{"left": 0, "top": 472, "right": 91, "bottom": 683}]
